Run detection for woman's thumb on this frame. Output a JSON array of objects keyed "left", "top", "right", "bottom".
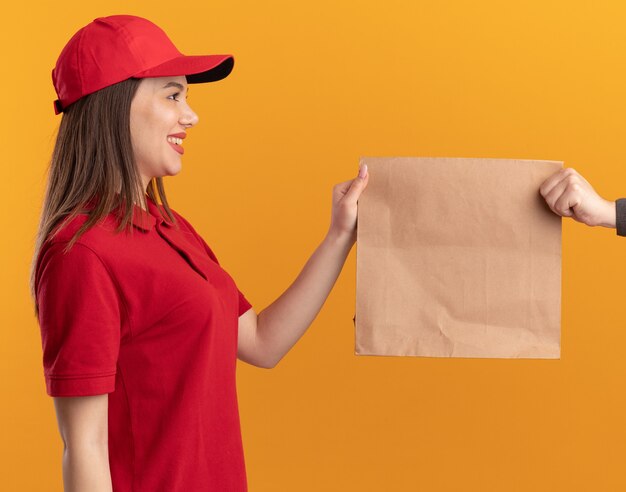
[
  {"left": 358, "top": 163, "right": 368, "bottom": 180},
  {"left": 343, "top": 164, "right": 369, "bottom": 202}
]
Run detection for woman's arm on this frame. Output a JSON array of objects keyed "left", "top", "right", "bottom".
[
  {"left": 237, "top": 165, "right": 369, "bottom": 368},
  {"left": 53, "top": 395, "right": 113, "bottom": 492}
]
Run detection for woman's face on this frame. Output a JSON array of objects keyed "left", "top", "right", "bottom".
[{"left": 130, "top": 75, "right": 199, "bottom": 190}]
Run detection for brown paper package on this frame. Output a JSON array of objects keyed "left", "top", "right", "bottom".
[{"left": 355, "top": 157, "right": 562, "bottom": 359}]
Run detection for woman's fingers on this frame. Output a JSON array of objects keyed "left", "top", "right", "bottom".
[{"left": 336, "top": 165, "right": 369, "bottom": 204}]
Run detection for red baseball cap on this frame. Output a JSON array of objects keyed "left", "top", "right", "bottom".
[{"left": 52, "top": 15, "right": 234, "bottom": 115}]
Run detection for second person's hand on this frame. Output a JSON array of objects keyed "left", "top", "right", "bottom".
[{"left": 539, "top": 167, "right": 616, "bottom": 228}]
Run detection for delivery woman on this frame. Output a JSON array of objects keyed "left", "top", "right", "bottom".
[{"left": 30, "top": 14, "right": 369, "bottom": 491}]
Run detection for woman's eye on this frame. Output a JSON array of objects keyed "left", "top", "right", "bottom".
[{"left": 168, "top": 92, "right": 180, "bottom": 101}]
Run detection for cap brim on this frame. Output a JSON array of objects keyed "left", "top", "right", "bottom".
[{"left": 132, "top": 55, "right": 234, "bottom": 83}]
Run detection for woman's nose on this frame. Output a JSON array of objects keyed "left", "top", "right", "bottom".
[{"left": 180, "top": 104, "right": 199, "bottom": 128}]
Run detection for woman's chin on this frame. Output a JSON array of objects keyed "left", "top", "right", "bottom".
[{"left": 164, "top": 162, "right": 183, "bottom": 177}]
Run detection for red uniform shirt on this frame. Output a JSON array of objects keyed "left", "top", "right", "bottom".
[{"left": 35, "top": 196, "right": 252, "bottom": 491}]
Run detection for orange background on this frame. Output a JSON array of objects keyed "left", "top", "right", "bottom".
[{"left": 3, "top": 1, "right": 626, "bottom": 490}]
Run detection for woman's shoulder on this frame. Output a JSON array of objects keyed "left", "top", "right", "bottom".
[
  {"left": 48, "top": 211, "right": 122, "bottom": 245},
  {"left": 41, "top": 210, "right": 139, "bottom": 273},
  {"left": 34, "top": 214, "right": 119, "bottom": 296}
]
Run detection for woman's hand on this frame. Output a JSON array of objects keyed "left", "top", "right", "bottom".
[
  {"left": 328, "top": 164, "right": 370, "bottom": 243},
  {"left": 539, "top": 167, "right": 616, "bottom": 227}
]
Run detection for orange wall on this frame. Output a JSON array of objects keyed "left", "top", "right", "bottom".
[{"left": 3, "top": 1, "right": 626, "bottom": 490}]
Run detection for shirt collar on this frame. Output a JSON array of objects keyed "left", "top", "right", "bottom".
[
  {"left": 132, "top": 195, "right": 174, "bottom": 232},
  {"left": 81, "top": 194, "right": 173, "bottom": 232}
]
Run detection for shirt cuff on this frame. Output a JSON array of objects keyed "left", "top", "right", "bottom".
[
  {"left": 45, "top": 373, "right": 116, "bottom": 397},
  {"left": 616, "top": 198, "right": 626, "bottom": 237}
]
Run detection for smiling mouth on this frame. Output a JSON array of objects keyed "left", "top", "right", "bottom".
[
  {"left": 167, "top": 136, "right": 183, "bottom": 145},
  {"left": 167, "top": 137, "right": 184, "bottom": 155}
]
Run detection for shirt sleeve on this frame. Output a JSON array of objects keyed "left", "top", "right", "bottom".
[
  {"left": 616, "top": 198, "right": 626, "bottom": 237},
  {"left": 172, "top": 211, "right": 253, "bottom": 316},
  {"left": 36, "top": 242, "right": 122, "bottom": 397}
]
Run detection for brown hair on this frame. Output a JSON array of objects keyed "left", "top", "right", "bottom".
[{"left": 30, "top": 77, "right": 177, "bottom": 317}]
